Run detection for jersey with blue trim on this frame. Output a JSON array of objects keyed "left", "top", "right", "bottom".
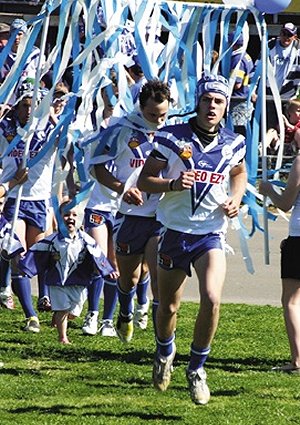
[
  {"left": 89, "top": 111, "right": 162, "bottom": 217},
  {"left": 267, "top": 38, "right": 300, "bottom": 99},
  {"left": 152, "top": 123, "right": 246, "bottom": 234},
  {"left": 0, "top": 46, "right": 44, "bottom": 104},
  {"left": 0, "top": 113, "right": 56, "bottom": 200},
  {"left": 0, "top": 214, "right": 24, "bottom": 258},
  {"left": 83, "top": 129, "right": 118, "bottom": 214},
  {"left": 18, "top": 229, "right": 114, "bottom": 287}
]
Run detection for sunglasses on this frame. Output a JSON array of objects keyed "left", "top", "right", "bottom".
[{"left": 281, "top": 30, "right": 294, "bottom": 38}]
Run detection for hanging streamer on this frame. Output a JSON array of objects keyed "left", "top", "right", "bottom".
[{"left": 0, "top": 0, "right": 277, "bottom": 272}]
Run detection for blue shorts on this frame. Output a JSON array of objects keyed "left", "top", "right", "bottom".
[
  {"left": 84, "top": 208, "right": 115, "bottom": 231},
  {"left": 158, "top": 229, "right": 226, "bottom": 277},
  {"left": 4, "top": 198, "right": 50, "bottom": 232},
  {"left": 114, "top": 214, "right": 163, "bottom": 256}
]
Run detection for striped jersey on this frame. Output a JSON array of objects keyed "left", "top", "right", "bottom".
[
  {"left": 151, "top": 123, "right": 246, "bottom": 234},
  {"left": 89, "top": 111, "right": 162, "bottom": 217},
  {"left": 0, "top": 113, "right": 56, "bottom": 200},
  {"left": 18, "top": 229, "right": 114, "bottom": 287}
]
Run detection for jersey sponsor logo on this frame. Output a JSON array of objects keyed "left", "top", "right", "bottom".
[
  {"left": 129, "top": 158, "right": 145, "bottom": 168},
  {"left": 89, "top": 213, "right": 104, "bottom": 225},
  {"left": 197, "top": 160, "right": 213, "bottom": 169},
  {"left": 194, "top": 169, "right": 224, "bottom": 184},
  {"left": 158, "top": 253, "right": 173, "bottom": 269},
  {"left": 8, "top": 149, "right": 38, "bottom": 158}
]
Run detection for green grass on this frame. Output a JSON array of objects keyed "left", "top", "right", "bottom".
[{"left": 0, "top": 300, "right": 298, "bottom": 425}]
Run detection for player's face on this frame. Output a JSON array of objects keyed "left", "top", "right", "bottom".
[
  {"left": 52, "top": 95, "right": 67, "bottom": 115},
  {"left": 279, "top": 29, "right": 296, "bottom": 48},
  {"left": 12, "top": 31, "right": 24, "bottom": 52},
  {"left": 141, "top": 98, "right": 169, "bottom": 126},
  {"left": 16, "top": 97, "right": 32, "bottom": 126},
  {"left": 196, "top": 92, "right": 227, "bottom": 132},
  {"left": 63, "top": 208, "right": 78, "bottom": 236}
]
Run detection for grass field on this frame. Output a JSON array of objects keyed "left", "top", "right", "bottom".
[{"left": 0, "top": 299, "right": 299, "bottom": 425}]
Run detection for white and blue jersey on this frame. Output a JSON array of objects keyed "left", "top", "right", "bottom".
[
  {"left": 89, "top": 111, "right": 162, "bottom": 217},
  {"left": 18, "top": 229, "right": 114, "bottom": 287},
  {"left": 0, "top": 214, "right": 24, "bottom": 258},
  {"left": 152, "top": 123, "right": 246, "bottom": 235},
  {"left": 0, "top": 114, "right": 56, "bottom": 200},
  {"left": 0, "top": 46, "right": 44, "bottom": 104}
]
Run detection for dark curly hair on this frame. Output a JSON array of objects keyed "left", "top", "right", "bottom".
[{"left": 139, "top": 79, "right": 171, "bottom": 109}]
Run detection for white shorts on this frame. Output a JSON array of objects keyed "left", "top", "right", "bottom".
[{"left": 49, "top": 286, "right": 87, "bottom": 317}]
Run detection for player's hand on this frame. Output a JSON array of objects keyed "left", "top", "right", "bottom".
[
  {"left": 123, "top": 187, "right": 144, "bottom": 206},
  {"left": 173, "top": 170, "right": 195, "bottom": 191},
  {"left": 222, "top": 197, "right": 240, "bottom": 218},
  {"left": 9, "top": 166, "right": 28, "bottom": 189}
]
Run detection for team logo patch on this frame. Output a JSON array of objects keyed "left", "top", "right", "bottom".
[
  {"left": 176, "top": 140, "right": 193, "bottom": 159},
  {"left": 179, "top": 145, "right": 193, "bottom": 159},
  {"left": 158, "top": 253, "right": 173, "bottom": 269},
  {"left": 116, "top": 242, "right": 130, "bottom": 254},
  {"left": 222, "top": 145, "right": 233, "bottom": 160},
  {"left": 6, "top": 133, "right": 16, "bottom": 142},
  {"left": 90, "top": 213, "right": 104, "bottom": 225},
  {"left": 128, "top": 137, "right": 140, "bottom": 149}
]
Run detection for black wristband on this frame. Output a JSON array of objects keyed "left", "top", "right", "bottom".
[{"left": 169, "top": 179, "right": 176, "bottom": 191}]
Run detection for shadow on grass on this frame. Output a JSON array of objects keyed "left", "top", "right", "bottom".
[
  {"left": 9, "top": 404, "right": 182, "bottom": 421},
  {"left": 174, "top": 352, "right": 282, "bottom": 372}
]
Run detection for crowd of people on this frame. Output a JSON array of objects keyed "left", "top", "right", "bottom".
[{"left": 0, "top": 6, "right": 299, "bottom": 407}]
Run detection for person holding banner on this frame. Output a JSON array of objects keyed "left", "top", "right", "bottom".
[
  {"left": 0, "top": 84, "right": 56, "bottom": 332},
  {"left": 137, "top": 75, "right": 247, "bottom": 405},
  {"left": 259, "top": 130, "right": 300, "bottom": 373},
  {"left": 89, "top": 79, "right": 171, "bottom": 343}
]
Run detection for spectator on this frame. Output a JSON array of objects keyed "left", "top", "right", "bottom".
[
  {"left": 267, "top": 22, "right": 300, "bottom": 128},
  {"left": 227, "top": 32, "right": 254, "bottom": 137},
  {"left": 0, "top": 23, "right": 10, "bottom": 49},
  {"left": 259, "top": 130, "right": 300, "bottom": 373},
  {"left": 266, "top": 99, "right": 300, "bottom": 156}
]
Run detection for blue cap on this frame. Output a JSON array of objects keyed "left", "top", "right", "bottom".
[
  {"left": 195, "top": 74, "right": 229, "bottom": 106},
  {"left": 10, "top": 18, "right": 27, "bottom": 34}
]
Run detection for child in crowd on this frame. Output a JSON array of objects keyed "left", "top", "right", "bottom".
[
  {"left": 266, "top": 99, "right": 300, "bottom": 156},
  {"left": 18, "top": 201, "right": 114, "bottom": 344}
]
